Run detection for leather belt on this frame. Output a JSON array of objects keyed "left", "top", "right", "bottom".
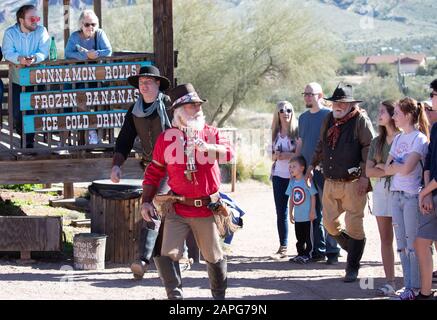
[{"left": 176, "top": 196, "right": 212, "bottom": 208}]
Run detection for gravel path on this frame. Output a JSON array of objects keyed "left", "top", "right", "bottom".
[{"left": 1, "top": 180, "right": 435, "bottom": 300}]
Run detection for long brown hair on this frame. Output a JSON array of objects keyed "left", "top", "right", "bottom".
[
  {"left": 398, "top": 97, "right": 430, "bottom": 141},
  {"left": 375, "top": 100, "right": 398, "bottom": 162}
]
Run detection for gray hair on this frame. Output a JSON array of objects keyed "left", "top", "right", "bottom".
[{"left": 79, "top": 10, "right": 99, "bottom": 28}]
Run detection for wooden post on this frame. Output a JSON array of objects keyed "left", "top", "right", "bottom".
[
  {"left": 153, "top": 0, "right": 174, "bottom": 88},
  {"left": 94, "top": 0, "right": 102, "bottom": 28},
  {"left": 63, "top": 0, "right": 71, "bottom": 47},
  {"left": 63, "top": 182, "right": 74, "bottom": 199},
  {"left": 43, "top": 0, "right": 49, "bottom": 30}
]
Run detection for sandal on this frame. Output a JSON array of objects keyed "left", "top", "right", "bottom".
[{"left": 376, "top": 283, "right": 396, "bottom": 296}]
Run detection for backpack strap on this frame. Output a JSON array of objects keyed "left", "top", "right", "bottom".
[{"left": 94, "top": 30, "right": 99, "bottom": 50}]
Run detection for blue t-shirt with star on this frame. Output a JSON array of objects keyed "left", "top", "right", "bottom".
[{"left": 285, "top": 178, "right": 318, "bottom": 222}]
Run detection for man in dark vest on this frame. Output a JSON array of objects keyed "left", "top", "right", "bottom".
[
  {"left": 110, "top": 65, "right": 172, "bottom": 279},
  {"left": 307, "top": 83, "right": 375, "bottom": 282}
]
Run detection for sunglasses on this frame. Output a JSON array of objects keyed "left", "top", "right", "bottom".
[
  {"left": 302, "top": 92, "right": 317, "bottom": 97},
  {"left": 430, "top": 92, "right": 437, "bottom": 99},
  {"left": 84, "top": 23, "right": 97, "bottom": 27},
  {"left": 28, "top": 16, "right": 40, "bottom": 23},
  {"left": 279, "top": 109, "right": 292, "bottom": 114}
]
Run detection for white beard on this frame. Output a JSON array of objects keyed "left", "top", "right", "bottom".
[{"left": 172, "top": 107, "right": 206, "bottom": 131}]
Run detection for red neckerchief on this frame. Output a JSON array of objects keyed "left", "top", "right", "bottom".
[{"left": 326, "top": 106, "right": 360, "bottom": 148}]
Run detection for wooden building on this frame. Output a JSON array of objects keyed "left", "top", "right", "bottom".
[{"left": 0, "top": 0, "right": 175, "bottom": 193}]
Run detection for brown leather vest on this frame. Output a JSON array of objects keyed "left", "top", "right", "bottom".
[{"left": 132, "top": 114, "right": 166, "bottom": 166}]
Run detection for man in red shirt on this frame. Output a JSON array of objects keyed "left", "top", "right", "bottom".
[{"left": 141, "top": 83, "right": 233, "bottom": 300}]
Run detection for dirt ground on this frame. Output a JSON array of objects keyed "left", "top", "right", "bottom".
[{"left": 0, "top": 180, "right": 436, "bottom": 300}]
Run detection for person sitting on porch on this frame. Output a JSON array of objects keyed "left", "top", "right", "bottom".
[
  {"left": 65, "top": 9, "right": 112, "bottom": 144},
  {"left": 65, "top": 9, "right": 112, "bottom": 61}
]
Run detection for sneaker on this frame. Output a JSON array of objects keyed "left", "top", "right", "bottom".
[
  {"left": 376, "top": 283, "right": 396, "bottom": 297},
  {"left": 298, "top": 255, "right": 310, "bottom": 264},
  {"left": 270, "top": 246, "right": 287, "bottom": 260},
  {"left": 398, "top": 288, "right": 419, "bottom": 300},
  {"left": 289, "top": 255, "right": 307, "bottom": 264},
  {"left": 311, "top": 254, "right": 326, "bottom": 262}
]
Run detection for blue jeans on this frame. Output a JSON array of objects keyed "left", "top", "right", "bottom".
[
  {"left": 391, "top": 191, "right": 420, "bottom": 290},
  {"left": 272, "top": 175, "right": 290, "bottom": 247},
  {"left": 313, "top": 170, "right": 341, "bottom": 257}
]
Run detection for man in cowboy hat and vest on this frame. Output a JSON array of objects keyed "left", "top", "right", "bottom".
[
  {"left": 307, "top": 83, "right": 375, "bottom": 282},
  {"left": 141, "top": 83, "right": 234, "bottom": 300},
  {"left": 110, "top": 65, "right": 172, "bottom": 279}
]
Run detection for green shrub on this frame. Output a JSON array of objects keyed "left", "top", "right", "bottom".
[
  {"left": 251, "top": 160, "right": 271, "bottom": 185},
  {"left": 236, "top": 156, "right": 252, "bottom": 182},
  {"left": 0, "top": 184, "right": 43, "bottom": 192}
]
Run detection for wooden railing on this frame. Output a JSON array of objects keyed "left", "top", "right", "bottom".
[{"left": 0, "top": 53, "right": 154, "bottom": 156}]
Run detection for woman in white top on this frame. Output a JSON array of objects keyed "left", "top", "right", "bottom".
[
  {"left": 269, "top": 101, "right": 301, "bottom": 259},
  {"left": 366, "top": 100, "right": 400, "bottom": 296},
  {"left": 384, "top": 97, "right": 430, "bottom": 300}
]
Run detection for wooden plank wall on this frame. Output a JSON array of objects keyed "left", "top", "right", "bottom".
[{"left": 0, "top": 216, "right": 62, "bottom": 252}]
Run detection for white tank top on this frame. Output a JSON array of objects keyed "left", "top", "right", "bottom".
[{"left": 272, "top": 134, "right": 295, "bottom": 179}]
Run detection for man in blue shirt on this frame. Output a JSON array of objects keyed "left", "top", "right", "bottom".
[
  {"left": 298, "top": 82, "right": 340, "bottom": 264},
  {"left": 2, "top": 4, "right": 50, "bottom": 148}
]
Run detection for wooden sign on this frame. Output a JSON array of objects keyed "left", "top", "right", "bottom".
[
  {"left": 20, "top": 86, "right": 139, "bottom": 111},
  {"left": 18, "top": 61, "right": 152, "bottom": 86},
  {"left": 23, "top": 110, "right": 127, "bottom": 133}
]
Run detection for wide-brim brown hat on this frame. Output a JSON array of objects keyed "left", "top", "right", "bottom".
[
  {"left": 127, "top": 65, "right": 171, "bottom": 91},
  {"left": 325, "top": 83, "right": 362, "bottom": 103},
  {"left": 169, "top": 83, "right": 207, "bottom": 109}
]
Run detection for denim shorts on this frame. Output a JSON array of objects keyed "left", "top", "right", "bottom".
[
  {"left": 372, "top": 179, "right": 392, "bottom": 217},
  {"left": 417, "top": 195, "right": 437, "bottom": 241}
]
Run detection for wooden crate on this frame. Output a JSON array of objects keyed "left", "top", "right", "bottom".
[
  {"left": 0, "top": 216, "right": 63, "bottom": 260},
  {"left": 90, "top": 193, "right": 142, "bottom": 264}
]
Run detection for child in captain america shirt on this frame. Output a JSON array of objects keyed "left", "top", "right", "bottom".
[{"left": 285, "top": 155, "right": 317, "bottom": 264}]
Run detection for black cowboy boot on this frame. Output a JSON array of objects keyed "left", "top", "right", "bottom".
[
  {"left": 344, "top": 238, "right": 366, "bottom": 283},
  {"left": 153, "top": 256, "right": 183, "bottom": 300},
  {"left": 206, "top": 259, "right": 227, "bottom": 300},
  {"left": 131, "top": 184, "right": 160, "bottom": 279},
  {"left": 331, "top": 231, "right": 351, "bottom": 252},
  {"left": 131, "top": 222, "right": 159, "bottom": 279}
]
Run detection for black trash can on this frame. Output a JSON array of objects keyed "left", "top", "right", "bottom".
[{"left": 88, "top": 179, "right": 143, "bottom": 264}]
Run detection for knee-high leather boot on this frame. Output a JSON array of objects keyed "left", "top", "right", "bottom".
[
  {"left": 344, "top": 237, "right": 366, "bottom": 282},
  {"left": 331, "top": 230, "right": 351, "bottom": 252},
  {"left": 131, "top": 221, "right": 159, "bottom": 279},
  {"left": 206, "top": 259, "right": 227, "bottom": 300},
  {"left": 153, "top": 255, "right": 183, "bottom": 300}
]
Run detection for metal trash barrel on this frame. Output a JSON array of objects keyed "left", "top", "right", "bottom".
[
  {"left": 88, "top": 179, "right": 143, "bottom": 264},
  {"left": 73, "top": 233, "right": 107, "bottom": 270}
]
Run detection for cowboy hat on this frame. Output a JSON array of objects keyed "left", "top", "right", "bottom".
[
  {"left": 325, "top": 83, "right": 362, "bottom": 103},
  {"left": 169, "top": 83, "right": 207, "bottom": 109},
  {"left": 127, "top": 65, "right": 171, "bottom": 91}
]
